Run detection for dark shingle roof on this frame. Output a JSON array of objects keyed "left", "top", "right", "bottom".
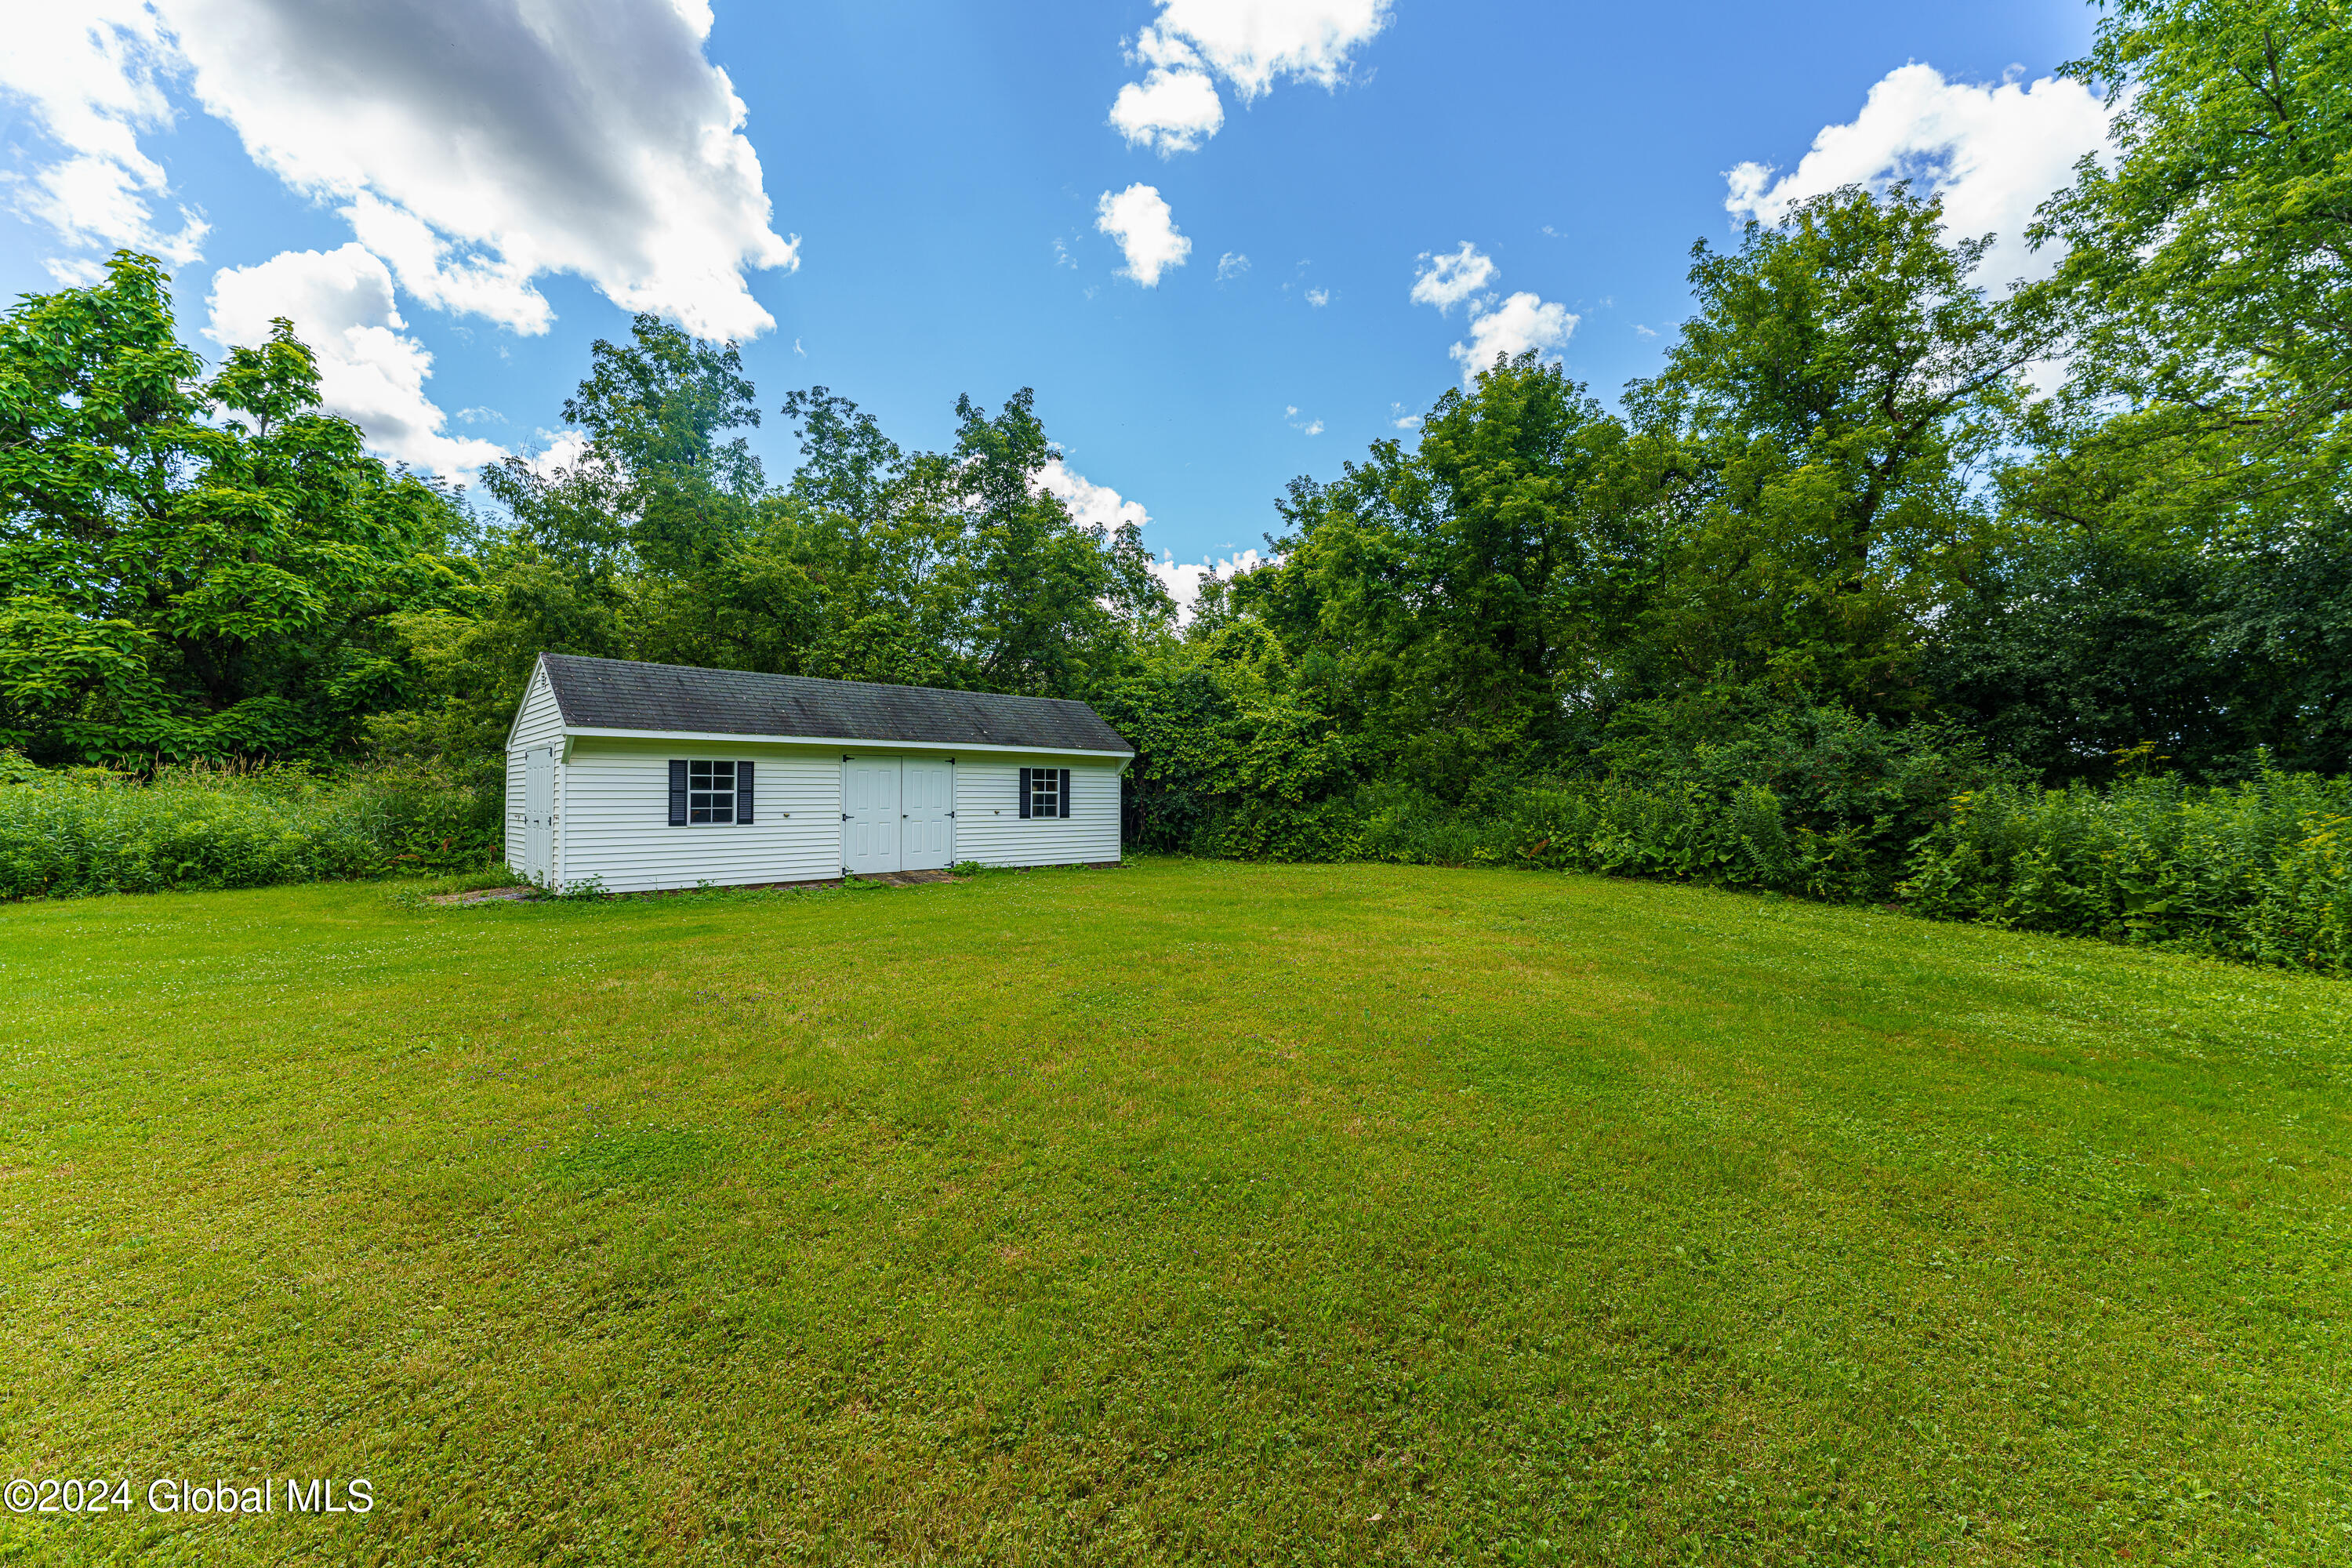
[{"left": 537, "top": 654, "right": 1133, "bottom": 754}]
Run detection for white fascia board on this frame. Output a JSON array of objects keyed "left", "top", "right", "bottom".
[
  {"left": 560, "top": 725, "right": 1133, "bottom": 760},
  {"left": 503, "top": 653, "right": 546, "bottom": 750}
]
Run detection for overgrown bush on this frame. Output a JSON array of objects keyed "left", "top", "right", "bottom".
[
  {"left": 0, "top": 756, "right": 502, "bottom": 899},
  {"left": 1902, "top": 764, "right": 2352, "bottom": 973},
  {"left": 1163, "top": 709, "right": 2352, "bottom": 977}
]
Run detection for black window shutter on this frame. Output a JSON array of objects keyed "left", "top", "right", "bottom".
[
  {"left": 1058, "top": 768, "right": 1072, "bottom": 818},
  {"left": 1018, "top": 767, "right": 1032, "bottom": 818},
  {"left": 668, "top": 760, "right": 688, "bottom": 826},
  {"left": 736, "top": 760, "right": 754, "bottom": 825}
]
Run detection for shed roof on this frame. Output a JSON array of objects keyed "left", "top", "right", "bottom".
[{"left": 535, "top": 654, "right": 1133, "bottom": 755}]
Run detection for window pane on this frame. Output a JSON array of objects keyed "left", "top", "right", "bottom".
[{"left": 691, "top": 806, "right": 712, "bottom": 823}]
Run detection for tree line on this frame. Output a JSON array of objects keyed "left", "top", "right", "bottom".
[{"left": 2, "top": 0, "right": 2345, "bottom": 862}]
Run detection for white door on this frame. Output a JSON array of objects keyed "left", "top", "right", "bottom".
[
  {"left": 902, "top": 758, "right": 954, "bottom": 870},
  {"left": 843, "top": 757, "right": 902, "bottom": 876},
  {"left": 524, "top": 746, "right": 554, "bottom": 882}
]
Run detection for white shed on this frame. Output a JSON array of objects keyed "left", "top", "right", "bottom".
[{"left": 504, "top": 654, "right": 1134, "bottom": 892}]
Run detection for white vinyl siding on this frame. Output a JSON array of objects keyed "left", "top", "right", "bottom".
[
  {"left": 504, "top": 660, "right": 566, "bottom": 873},
  {"left": 558, "top": 739, "right": 843, "bottom": 894},
  {"left": 953, "top": 760, "right": 1121, "bottom": 868}
]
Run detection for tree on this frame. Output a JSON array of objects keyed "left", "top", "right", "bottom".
[
  {"left": 481, "top": 314, "right": 764, "bottom": 584},
  {"left": 1235, "top": 355, "right": 1639, "bottom": 792},
  {"left": 1927, "top": 509, "right": 2352, "bottom": 781},
  {"left": 0, "top": 252, "right": 469, "bottom": 763},
  {"left": 2032, "top": 0, "right": 2352, "bottom": 521},
  {"left": 946, "top": 389, "right": 1167, "bottom": 697},
  {"left": 1625, "top": 185, "right": 2037, "bottom": 710}
]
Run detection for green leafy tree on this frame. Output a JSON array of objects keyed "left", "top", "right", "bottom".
[
  {"left": 2031, "top": 0, "right": 2352, "bottom": 522},
  {"left": 0, "top": 252, "right": 469, "bottom": 763},
  {"left": 1238, "top": 356, "right": 1640, "bottom": 792},
  {"left": 1626, "top": 185, "right": 2036, "bottom": 710},
  {"left": 947, "top": 389, "right": 1167, "bottom": 697}
]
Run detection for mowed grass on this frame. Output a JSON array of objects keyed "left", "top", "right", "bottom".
[{"left": 2, "top": 861, "right": 2347, "bottom": 1566}]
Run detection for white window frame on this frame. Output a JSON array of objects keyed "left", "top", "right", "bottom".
[{"left": 687, "top": 759, "right": 736, "bottom": 825}]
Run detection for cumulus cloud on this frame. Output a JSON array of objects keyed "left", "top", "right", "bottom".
[
  {"left": 1135, "top": 0, "right": 1392, "bottom": 100},
  {"left": 1149, "top": 548, "right": 1267, "bottom": 619},
  {"left": 0, "top": 3, "right": 208, "bottom": 270},
  {"left": 1724, "top": 64, "right": 2114, "bottom": 289},
  {"left": 1406, "top": 241, "right": 1575, "bottom": 384},
  {"left": 1110, "top": 0, "right": 1392, "bottom": 155},
  {"left": 1409, "top": 241, "right": 1496, "bottom": 314},
  {"left": 1305, "top": 286, "right": 1329, "bottom": 307},
  {"left": 158, "top": 0, "right": 797, "bottom": 338},
  {"left": 1096, "top": 183, "right": 1192, "bottom": 286},
  {"left": 1450, "top": 292, "right": 1576, "bottom": 383},
  {"left": 205, "top": 243, "right": 503, "bottom": 477},
  {"left": 1110, "top": 65, "right": 1225, "bottom": 155},
  {"left": 1036, "top": 458, "right": 1150, "bottom": 533},
  {"left": 340, "top": 191, "right": 551, "bottom": 335},
  {"left": 524, "top": 429, "right": 593, "bottom": 478},
  {"left": 5, "top": 0, "right": 797, "bottom": 335},
  {"left": 1216, "top": 250, "right": 1250, "bottom": 281}
]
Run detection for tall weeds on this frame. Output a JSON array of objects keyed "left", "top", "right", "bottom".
[
  {"left": 0, "top": 757, "right": 501, "bottom": 899},
  {"left": 1188, "top": 762, "right": 2352, "bottom": 976}
]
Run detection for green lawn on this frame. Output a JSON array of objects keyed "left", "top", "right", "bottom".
[{"left": 2, "top": 861, "right": 2347, "bottom": 1565}]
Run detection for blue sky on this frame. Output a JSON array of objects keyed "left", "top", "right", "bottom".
[{"left": 2, "top": 0, "right": 2112, "bottom": 597}]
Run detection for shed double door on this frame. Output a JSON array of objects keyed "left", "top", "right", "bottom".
[{"left": 843, "top": 757, "right": 953, "bottom": 876}]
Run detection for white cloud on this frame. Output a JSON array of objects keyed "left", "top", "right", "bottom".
[
  {"left": 340, "top": 192, "right": 550, "bottom": 335},
  {"left": 1724, "top": 64, "right": 2114, "bottom": 289},
  {"left": 1135, "top": 0, "right": 1392, "bottom": 101},
  {"left": 1216, "top": 250, "right": 1250, "bottom": 281},
  {"left": 1150, "top": 547, "right": 1267, "bottom": 619},
  {"left": 1305, "top": 286, "right": 1329, "bottom": 307},
  {"left": 204, "top": 243, "right": 503, "bottom": 477},
  {"left": 1284, "top": 405, "right": 1324, "bottom": 435},
  {"left": 0, "top": 3, "right": 207, "bottom": 268},
  {"left": 1632, "top": 323, "right": 1657, "bottom": 339},
  {"left": 1390, "top": 401, "right": 1421, "bottom": 430},
  {"left": 1109, "top": 67, "right": 1225, "bottom": 155},
  {"left": 1110, "top": 0, "right": 1392, "bottom": 157},
  {"left": 1410, "top": 241, "right": 1496, "bottom": 313},
  {"left": 1096, "top": 183, "right": 1192, "bottom": 286},
  {"left": 524, "top": 428, "right": 592, "bottom": 478},
  {"left": 1450, "top": 291, "right": 1576, "bottom": 383},
  {"left": 1036, "top": 458, "right": 1150, "bottom": 533},
  {"left": 157, "top": 0, "right": 797, "bottom": 338}
]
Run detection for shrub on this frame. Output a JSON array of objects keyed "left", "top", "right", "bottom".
[
  {"left": 1155, "top": 705, "right": 2352, "bottom": 977},
  {"left": 0, "top": 755, "right": 502, "bottom": 900},
  {"left": 1901, "top": 763, "right": 2352, "bottom": 973}
]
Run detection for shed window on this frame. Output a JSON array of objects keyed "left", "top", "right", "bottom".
[
  {"left": 1027, "top": 768, "right": 1060, "bottom": 818},
  {"left": 688, "top": 760, "right": 735, "bottom": 824}
]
